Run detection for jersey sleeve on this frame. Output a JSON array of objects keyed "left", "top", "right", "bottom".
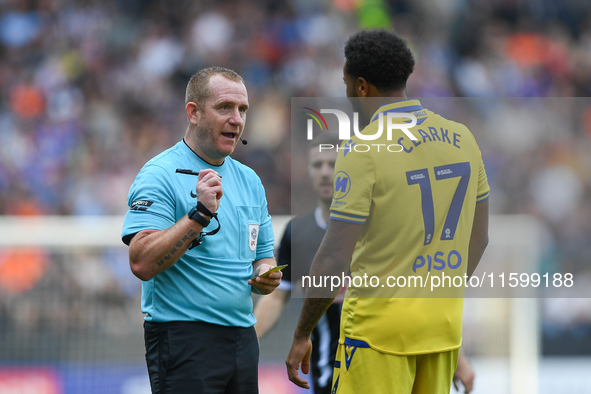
[
  {"left": 475, "top": 150, "right": 490, "bottom": 204},
  {"left": 255, "top": 179, "right": 275, "bottom": 260},
  {"left": 121, "top": 164, "right": 176, "bottom": 243},
  {"left": 329, "top": 143, "right": 376, "bottom": 224}
]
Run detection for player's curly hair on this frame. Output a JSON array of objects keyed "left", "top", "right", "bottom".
[{"left": 344, "top": 29, "right": 415, "bottom": 93}]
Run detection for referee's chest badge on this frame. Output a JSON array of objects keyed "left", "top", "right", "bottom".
[{"left": 248, "top": 224, "right": 259, "bottom": 252}]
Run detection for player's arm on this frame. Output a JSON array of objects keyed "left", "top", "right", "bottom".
[
  {"left": 249, "top": 257, "right": 281, "bottom": 295},
  {"left": 466, "top": 199, "right": 489, "bottom": 277},
  {"left": 286, "top": 219, "right": 362, "bottom": 389},
  {"left": 254, "top": 288, "right": 290, "bottom": 338},
  {"left": 453, "top": 347, "right": 475, "bottom": 393},
  {"left": 128, "top": 169, "right": 222, "bottom": 281}
]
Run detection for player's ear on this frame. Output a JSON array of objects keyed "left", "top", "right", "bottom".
[
  {"left": 356, "top": 77, "right": 369, "bottom": 98},
  {"left": 185, "top": 101, "right": 200, "bottom": 125}
]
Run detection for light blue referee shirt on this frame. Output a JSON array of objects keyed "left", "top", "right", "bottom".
[{"left": 122, "top": 140, "right": 275, "bottom": 327}]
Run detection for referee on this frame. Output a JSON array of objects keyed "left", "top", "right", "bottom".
[{"left": 122, "top": 67, "right": 281, "bottom": 394}]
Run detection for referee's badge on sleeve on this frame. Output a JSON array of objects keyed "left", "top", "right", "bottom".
[{"left": 248, "top": 224, "right": 259, "bottom": 252}]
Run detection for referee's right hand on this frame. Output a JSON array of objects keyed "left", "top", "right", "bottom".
[{"left": 195, "top": 169, "right": 223, "bottom": 214}]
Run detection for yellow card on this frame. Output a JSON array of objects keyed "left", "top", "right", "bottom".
[{"left": 258, "top": 264, "right": 288, "bottom": 277}]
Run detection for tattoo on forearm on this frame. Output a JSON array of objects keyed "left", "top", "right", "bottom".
[
  {"left": 155, "top": 228, "right": 196, "bottom": 267},
  {"left": 297, "top": 298, "right": 333, "bottom": 337}
]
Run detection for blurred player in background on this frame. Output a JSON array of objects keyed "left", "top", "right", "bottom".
[
  {"left": 286, "top": 29, "right": 489, "bottom": 394},
  {"left": 255, "top": 132, "right": 343, "bottom": 394},
  {"left": 121, "top": 67, "right": 281, "bottom": 394}
]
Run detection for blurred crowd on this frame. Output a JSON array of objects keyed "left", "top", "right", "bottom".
[
  {"left": 1, "top": 0, "right": 591, "bottom": 354},
  {"left": 1, "top": 0, "right": 590, "bottom": 216},
  {"left": 0, "top": 247, "right": 143, "bottom": 361}
]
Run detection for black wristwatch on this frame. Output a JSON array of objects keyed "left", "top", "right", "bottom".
[
  {"left": 188, "top": 206, "right": 210, "bottom": 227},
  {"left": 187, "top": 202, "right": 220, "bottom": 249},
  {"left": 188, "top": 201, "right": 216, "bottom": 227}
]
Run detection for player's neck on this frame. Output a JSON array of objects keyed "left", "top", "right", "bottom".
[{"left": 362, "top": 89, "right": 408, "bottom": 122}]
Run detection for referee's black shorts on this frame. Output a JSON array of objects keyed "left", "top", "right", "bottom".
[{"left": 144, "top": 320, "right": 259, "bottom": 394}]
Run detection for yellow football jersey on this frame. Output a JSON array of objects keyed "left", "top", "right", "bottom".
[{"left": 330, "top": 99, "right": 490, "bottom": 355}]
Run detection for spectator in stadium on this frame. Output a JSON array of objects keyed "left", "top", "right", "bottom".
[
  {"left": 121, "top": 66, "right": 282, "bottom": 394},
  {"left": 285, "top": 29, "right": 489, "bottom": 394}
]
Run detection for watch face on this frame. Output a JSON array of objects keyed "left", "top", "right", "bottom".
[{"left": 190, "top": 207, "right": 210, "bottom": 227}]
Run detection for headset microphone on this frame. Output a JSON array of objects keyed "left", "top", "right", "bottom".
[{"left": 240, "top": 138, "right": 248, "bottom": 145}]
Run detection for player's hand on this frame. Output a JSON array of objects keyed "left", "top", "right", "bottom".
[
  {"left": 286, "top": 336, "right": 312, "bottom": 389},
  {"left": 195, "top": 169, "right": 223, "bottom": 214},
  {"left": 453, "top": 353, "right": 475, "bottom": 393},
  {"left": 249, "top": 264, "right": 282, "bottom": 295}
]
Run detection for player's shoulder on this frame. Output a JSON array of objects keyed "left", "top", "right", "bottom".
[{"left": 429, "top": 111, "right": 478, "bottom": 144}]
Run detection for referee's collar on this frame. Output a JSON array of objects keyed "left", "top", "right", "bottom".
[{"left": 370, "top": 99, "right": 423, "bottom": 123}]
